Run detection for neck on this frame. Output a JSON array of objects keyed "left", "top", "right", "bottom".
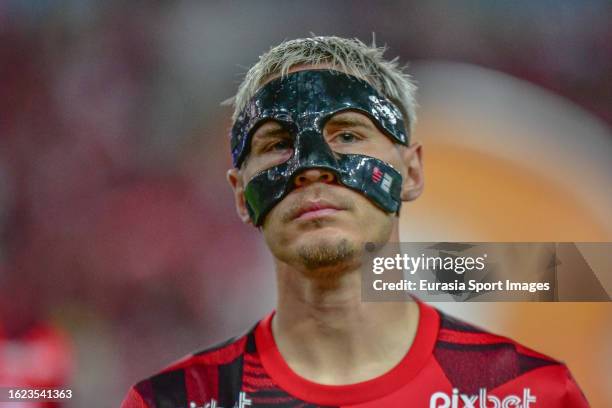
[{"left": 271, "top": 228, "right": 420, "bottom": 385}]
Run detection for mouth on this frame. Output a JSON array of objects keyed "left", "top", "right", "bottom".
[{"left": 292, "top": 201, "right": 344, "bottom": 221}]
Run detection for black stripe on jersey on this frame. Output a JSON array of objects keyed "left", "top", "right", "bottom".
[
  {"left": 245, "top": 330, "right": 257, "bottom": 353},
  {"left": 134, "top": 380, "right": 155, "bottom": 406},
  {"left": 439, "top": 312, "right": 484, "bottom": 333},
  {"left": 150, "top": 369, "right": 188, "bottom": 408},
  {"left": 249, "top": 389, "right": 293, "bottom": 398},
  {"left": 194, "top": 322, "right": 259, "bottom": 356},
  {"left": 218, "top": 355, "right": 244, "bottom": 407},
  {"left": 434, "top": 341, "right": 559, "bottom": 393},
  {"left": 518, "top": 351, "right": 560, "bottom": 374},
  {"left": 436, "top": 341, "right": 511, "bottom": 350},
  {"left": 437, "top": 339, "right": 562, "bottom": 370}
]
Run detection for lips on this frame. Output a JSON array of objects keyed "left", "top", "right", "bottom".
[{"left": 293, "top": 201, "right": 343, "bottom": 221}]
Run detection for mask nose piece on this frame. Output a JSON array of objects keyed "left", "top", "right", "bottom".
[
  {"left": 291, "top": 127, "right": 340, "bottom": 187},
  {"left": 293, "top": 128, "right": 338, "bottom": 166}
]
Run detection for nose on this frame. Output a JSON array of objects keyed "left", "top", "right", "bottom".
[{"left": 294, "top": 168, "right": 336, "bottom": 188}]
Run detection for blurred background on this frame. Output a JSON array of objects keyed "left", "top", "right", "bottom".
[{"left": 0, "top": 0, "right": 610, "bottom": 406}]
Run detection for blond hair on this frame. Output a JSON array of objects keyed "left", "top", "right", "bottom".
[{"left": 225, "top": 36, "right": 418, "bottom": 134}]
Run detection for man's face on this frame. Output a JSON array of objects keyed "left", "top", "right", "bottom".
[
  {"left": 243, "top": 112, "right": 409, "bottom": 275},
  {"left": 228, "top": 66, "right": 423, "bottom": 276}
]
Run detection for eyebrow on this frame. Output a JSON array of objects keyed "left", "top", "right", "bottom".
[{"left": 251, "top": 123, "right": 289, "bottom": 142}]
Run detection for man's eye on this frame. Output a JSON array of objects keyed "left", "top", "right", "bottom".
[
  {"left": 270, "top": 140, "right": 292, "bottom": 151},
  {"left": 336, "top": 132, "right": 358, "bottom": 143}
]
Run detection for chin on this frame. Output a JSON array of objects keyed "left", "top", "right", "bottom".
[{"left": 291, "top": 233, "right": 362, "bottom": 273}]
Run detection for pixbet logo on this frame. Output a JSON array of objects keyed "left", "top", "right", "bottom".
[
  {"left": 189, "top": 392, "right": 252, "bottom": 408},
  {"left": 430, "top": 388, "right": 536, "bottom": 408}
]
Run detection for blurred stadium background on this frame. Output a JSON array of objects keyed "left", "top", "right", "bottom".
[{"left": 0, "top": 1, "right": 610, "bottom": 406}]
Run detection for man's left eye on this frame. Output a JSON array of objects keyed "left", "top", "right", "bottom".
[{"left": 337, "top": 132, "right": 357, "bottom": 143}]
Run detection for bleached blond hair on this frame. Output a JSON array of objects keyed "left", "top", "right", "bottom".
[{"left": 225, "top": 36, "right": 418, "bottom": 134}]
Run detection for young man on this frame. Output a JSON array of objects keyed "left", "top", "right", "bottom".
[{"left": 122, "top": 36, "right": 588, "bottom": 407}]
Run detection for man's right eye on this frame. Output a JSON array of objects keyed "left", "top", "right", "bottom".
[{"left": 269, "top": 139, "right": 292, "bottom": 151}]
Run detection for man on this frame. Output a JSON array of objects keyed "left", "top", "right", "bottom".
[{"left": 122, "top": 36, "right": 588, "bottom": 407}]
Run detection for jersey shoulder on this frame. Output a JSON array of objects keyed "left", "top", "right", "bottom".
[
  {"left": 121, "top": 329, "right": 253, "bottom": 408},
  {"left": 432, "top": 310, "right": 589, "bottom": 405}
]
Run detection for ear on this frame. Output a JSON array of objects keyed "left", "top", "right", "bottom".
[
  {"left": 399, "top": 142, "right": 424, "bottom": 201},
  {"left": 226, "top": 168, "right": 253, "bottom": 224}
]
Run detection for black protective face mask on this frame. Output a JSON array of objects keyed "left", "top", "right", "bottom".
[{"left": 230, "top": 69, "right": 410, "bottom": 226}]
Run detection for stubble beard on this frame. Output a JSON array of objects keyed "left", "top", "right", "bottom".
[{"left": 295, "top": 236, "right": 360, "bottom": 281}]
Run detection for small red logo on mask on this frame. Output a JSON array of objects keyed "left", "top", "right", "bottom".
[{"left": 372, "top": 167, "right": 383, "bottom": 183}]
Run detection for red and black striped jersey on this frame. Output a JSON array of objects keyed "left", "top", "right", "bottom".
[{"left": 121, "top": 301, "right": 589, "bottom": 407}]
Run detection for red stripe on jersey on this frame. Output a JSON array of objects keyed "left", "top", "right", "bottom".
[
  {"left": 243, "top": 353, "right": 267, "bottom": 376},
  {"left": 243, "top": 374, "right": 276, "bottom": 389},
  {"left": 121, "top": 387, "right": 149, "bottom": 408},
  {"left": 250, "top": 395, "right": 299, "bottom": 405},
  {"left": 243, "top": 353, "right": 265, "bottom": 367},
  {"left": 244, "top": 364, "right": 266, "bottom": 372},
  {"left": 185, "top": 364, "right": 219, "bottom": 405}
]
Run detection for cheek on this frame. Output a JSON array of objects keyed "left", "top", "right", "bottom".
[
  {"left": 352, "top": 191, "right": 395, "bottom": 230},
  {"left": 241, "top": 166, "right": 259, "bottom": 184},
  {"left": 375, "top": 148, "right": 406, "bottom": 178},
  {"left": 260, "top": 200, "right": 291, "bottom": 241},
  {"left": 354, "top": 193, "right": 385, "bottom": 218},
  {"left": 240, "top": 156, "right": 264, "bottom": 183},
  {"left": 342, "top": 189, "right": 389, "bottom": 227}
]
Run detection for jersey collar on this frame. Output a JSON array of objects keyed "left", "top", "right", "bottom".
[{"left": 254, "top": 299, "right": 439, "bottom": 406}]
